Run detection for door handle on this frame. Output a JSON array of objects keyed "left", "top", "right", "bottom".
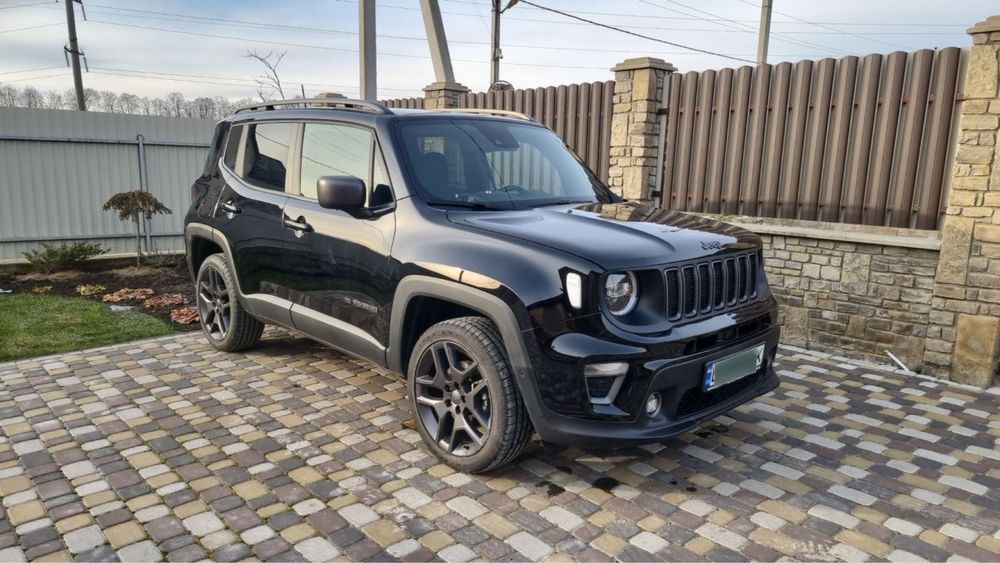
[
  {"left": 220, "top": 200, "right": 242, "bottom": 215},
  {"left": 283, "top": 216, "right": 313, "bottom": 235}
]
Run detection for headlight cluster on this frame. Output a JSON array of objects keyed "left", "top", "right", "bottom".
[{"left": 604, "top": 272, "right": 638, "bottom": 316}]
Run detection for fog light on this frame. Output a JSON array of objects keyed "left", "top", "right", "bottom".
[{"left": 645, "top": 392, "right": 661, "bottom": 416}]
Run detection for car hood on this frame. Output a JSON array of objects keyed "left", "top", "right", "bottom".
[{"left": 447, "top": 201, "right": 761, "bottom": 270}]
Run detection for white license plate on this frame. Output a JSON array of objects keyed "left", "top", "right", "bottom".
[{"left": 703, "top": 344, "right": 765, "bottom": 391}]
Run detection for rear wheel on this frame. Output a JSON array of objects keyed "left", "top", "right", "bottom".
[
  {"left": 408, "top": 317, "right": 533, "bottom": 473},
  {"left": 196, "top": 254, "right": 263, "bottom": 352}
]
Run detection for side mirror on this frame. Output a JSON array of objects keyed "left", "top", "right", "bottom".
[{"left": 316, "top": 176, "right": 366, "bottom": 211}]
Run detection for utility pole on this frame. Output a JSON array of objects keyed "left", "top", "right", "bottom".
[
  {"left": 64, "top": 0, "right": 86, "bottom": 110},
  {"left": 490, "top": 0, "right": 501, "bottom": 86},
  {"left": 359, "top": 0, "right": 376, "bottom": 101},
  {"left": 756, "top": 0, "right": 772, "bottom": 66}
]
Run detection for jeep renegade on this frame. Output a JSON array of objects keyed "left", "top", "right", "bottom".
[{"left": 184, "top": 99, "right": 781, "bottom": 473}]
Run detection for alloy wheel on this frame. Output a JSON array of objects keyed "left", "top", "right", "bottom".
[
  {"left": 413, "top": 340, "right": 492, "bottom": 456},
  {"left": 197, "top": 266, "right": 231, "bottom": 340}
]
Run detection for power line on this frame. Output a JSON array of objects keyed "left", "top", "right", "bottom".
[
  {"left": 0, "top": 65, "right": 66, "bottom": 76},
  {"left": 735, "top": 0, "right": 914, "bottom": 50},
  {"left": 2, "top": 71, "right": 70, "bottom": 83},
  {"left": 85, "top": 19, "right": 614, "bottom": 71},
  {"left": 637, "top": 0, "right": 853, "bottom": 57},
  {"left": 0, "top": 22, "right": 63, "bottom": 34},
  {"left": 510, "top": 1, "right": 754, "bottom": 63}
]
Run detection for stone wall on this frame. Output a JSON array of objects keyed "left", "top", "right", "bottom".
[{"left": 726, "top": 218, "right": 942, "bottom": 371}]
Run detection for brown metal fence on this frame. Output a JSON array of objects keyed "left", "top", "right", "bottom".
[
  {"left": 382, "top": 97, "right": 425, "bottom": 109},
  {"left": 458, "top": 82, "right": 616, "bottom": 182},
  {"left": 658, "top": 48, "right": 964, "bottom": 229}
]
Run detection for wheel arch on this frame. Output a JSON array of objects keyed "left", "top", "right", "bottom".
[{"left": 388, "top": 276, "right": 530, "bottom": 375}]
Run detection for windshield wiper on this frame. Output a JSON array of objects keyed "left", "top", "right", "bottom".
[
  {"left": 524, "top": 199, "right": 594, "bottom": 208},
  {"left": 425, "top": 200, "right": 509, "bottom": 211}
]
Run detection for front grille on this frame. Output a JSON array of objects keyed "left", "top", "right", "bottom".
[{"left": 664, "top": 252, "right": 759, "bottom": 320}]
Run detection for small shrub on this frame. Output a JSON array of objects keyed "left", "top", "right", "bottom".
[
  {"left": 32, "top": 285, "right": 53, "bottom": 294},
  {"left": 102, "top": 191, "right": 172, "bottom": 267},
  {"left": 75, "top": 284, "right": 106, "bottom": 297},
  {"left": 22, "top": 241, "right": 107, "bottom": 274}
]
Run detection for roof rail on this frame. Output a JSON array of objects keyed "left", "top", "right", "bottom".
[
  {"left": 430, "top": 108, "right": 533, "bottom": 121},
  {"left": 233, "top": 98, "right": 393, "bottom": 115}
]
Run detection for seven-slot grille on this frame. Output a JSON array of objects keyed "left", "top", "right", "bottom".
[{"left": 665, "top": 252, "right": 759, "bottom": 320}]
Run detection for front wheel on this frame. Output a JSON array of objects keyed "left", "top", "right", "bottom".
[
  {"left": 408, "top": 317, "right": 533, "bottom": 473},
  {"left": 195, "top": 254, "right": 263, "bottom": 352}
]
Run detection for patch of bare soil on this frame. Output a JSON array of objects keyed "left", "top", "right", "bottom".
[{"left": 0, "top": 260, "right": 200, "bottom": 332}]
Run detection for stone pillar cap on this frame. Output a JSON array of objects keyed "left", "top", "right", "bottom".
[
  {"left": 968, "top": 15, "right": 1000, "bottom": 35},
  {"left": 612, "top": 57, "right": 677, "bottom": 73},
  {"left": 423, "top": 81, "right": 470, "bottom": 93}
]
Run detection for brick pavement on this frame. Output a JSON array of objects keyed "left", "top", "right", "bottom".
[{"left": 0, "top": 331, "right": 997, "bottom": 562}]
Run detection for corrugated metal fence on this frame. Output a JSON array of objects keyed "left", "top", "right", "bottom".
[
  {"left": 0, "top": 108, "right": 215, "bottom": 261},
  {"left": 384, "top": 81, "right": 616, "bottom": 182},
  {"left": 658, "top": 48, "right": 965, "bottom": 229}
]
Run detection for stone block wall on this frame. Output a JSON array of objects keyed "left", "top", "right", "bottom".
[{"left": 740, "top": 222, "right": 941, "bottom": 371}]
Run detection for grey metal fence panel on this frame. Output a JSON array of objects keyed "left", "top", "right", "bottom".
[
  {"left": 657, "top": 48, "right": 964, "bottom": 229},
  {"left": 0, "top": 108, "right": 215, "bottom": 260},
  {"left": 381, "top": 97, "right": 425, "bottom": 109},
  {"left": 457, "top": 81, "right": 615, "bottom": 182}
]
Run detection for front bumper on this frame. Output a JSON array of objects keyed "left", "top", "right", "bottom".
[{"left": 516, "top": 323, "right": 781, "bottom": 449}]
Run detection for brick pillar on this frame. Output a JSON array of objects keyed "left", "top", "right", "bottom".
[
  {"left": 607, "top": 57, "right": 676, "bottom": 202},
  {"left": 423, "top": 81, "right": 469, "bottom": 109},
  {"left": 926, "top": 15, "right": 1000, "bottom": 387}
]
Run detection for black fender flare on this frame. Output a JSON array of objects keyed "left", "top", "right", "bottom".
[{"left": 387, "top": 275, "right": 530, "bottom": 374}]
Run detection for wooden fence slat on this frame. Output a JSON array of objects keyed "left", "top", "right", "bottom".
[
  {"left": 759, "top": 62, "right": 792, "bottom": 218},
  {"left": 863, "top": 51, "right": 908, "bottom": 225},
  {"left": 916, "top": 47, "right": 962, "bottom": 229},
  {"left": 705, "top": 68, "right": 733, "bottom": 214},
  {"left": 661, "top": 74, "right": 683, "bottom": 206},
  {"left": 842, "top": 53, "right": 883, "bottom": 224},
  {"left": 799, "top": 58, "right": 836, "bottom": 221},
  {"left": 673, "top": 72, "right": 699, "bottom": 211},
  {"left": 819, "top": 56, "right": 859, "bottom": 222},
  {"left": 689, "top": 70, "right": 716, "bottom": 212},
  {"left": 740, "top": 64, "right": 770, "bottom": 217},
  {"left": 778, "top": 59, "right": 813, "bottom": 219},
  {"left": 720, "top": 66, "right": 752, "bottom": 215},
  {"left": 888, "top": 49, "right": 933, "bottom": 227}
]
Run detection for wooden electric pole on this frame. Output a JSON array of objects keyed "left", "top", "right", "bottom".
[
  {"left": 756, "top": 0, "right": 772, "bottom": 66},
  {"left": 359, "top": 0, "right": 377, "bottom": 101},
  {"left": 64, "top": 0, "right": 86, "bottom": 110},
  {"left": 490, "top": 0, "right": 501, "bottom": 86}
]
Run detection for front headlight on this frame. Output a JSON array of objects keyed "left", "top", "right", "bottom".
[{"left": 604, "top": 272, "right": 638, "bottom": 316}]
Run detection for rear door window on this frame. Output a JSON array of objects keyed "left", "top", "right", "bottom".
[{"left": 242, "top": 122, "right": 293, "bottom": 191}]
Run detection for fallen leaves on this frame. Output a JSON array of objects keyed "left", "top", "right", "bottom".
[
  {"left": 169, "top": 307, "right": 199, "bottom": 325},
  {"left": 102, "top": 287, "right": 154, "bottom": 303},
  {"left": 75, "top": 284, "right": 107, "bottom": 297},
  {"left": 142, "top": 293, "right": 185, "bottom": 309}
]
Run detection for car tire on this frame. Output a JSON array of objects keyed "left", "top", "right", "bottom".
[
  {"left": 408, "top": 316, "right": 533, "bottom": 473},
  {"left": 195, "top": 254, "right": 264, "bottom": 352}
]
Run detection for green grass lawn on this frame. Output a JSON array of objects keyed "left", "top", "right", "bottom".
[{"left": 0, "top": 294, "right": 173, "bottom": 362}]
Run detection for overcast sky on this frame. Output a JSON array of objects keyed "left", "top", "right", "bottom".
[{"left": 1, "top": 0, "right": 997, "bottom": 100}]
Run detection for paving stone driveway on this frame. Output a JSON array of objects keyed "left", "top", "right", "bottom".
[{"left": 0, "top": 331, "right": 998, "bottom": 562}]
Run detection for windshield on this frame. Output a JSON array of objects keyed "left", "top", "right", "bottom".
[{"left": 395, "top": 118, "right": 619, "bottom": 209}]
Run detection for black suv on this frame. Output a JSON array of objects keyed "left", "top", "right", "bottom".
[{"left": 185, "top": 98, "right": 780, "bottom": 473}]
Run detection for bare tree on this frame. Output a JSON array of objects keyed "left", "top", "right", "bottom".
[
  {"left": 165, "top": 91, "right": 185, "bottom": 117},
  {"left": 244, "top": 49, "right": 287, "bottom": 101},
  {"left": 118, "top": 93, "right": 140, "bottom": 114},
  {"left": 44, "top": 90, "right": 63, "bottom": 109},
  {"left": 20, "top": 86, "right": 43, "bottom": 108},
  {"left": 98, "top": 90, "right": 119, "bottom": 112},
  {"left": 139, "top": 96, "right": 153, "bottom": 115},
  {"left": 0, "top": 85, "right": 19, "bottom": 107}
]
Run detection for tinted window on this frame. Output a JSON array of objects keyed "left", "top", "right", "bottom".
[
  {"left": 244, "top": 122, "right": 292, "bottom": 191},
  {"left": 300, "top": 123, "right": 373, "bottom": 199},
  {"left": 223, "top": 125, "right": 242, "bottom": 170},
  {"left": 395, "top": 119, "right": 615, "bottom": 209}
]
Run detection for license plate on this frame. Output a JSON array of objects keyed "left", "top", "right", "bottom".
[{"left": 703, "top": 344, "right": 765, "bottom": 391}]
